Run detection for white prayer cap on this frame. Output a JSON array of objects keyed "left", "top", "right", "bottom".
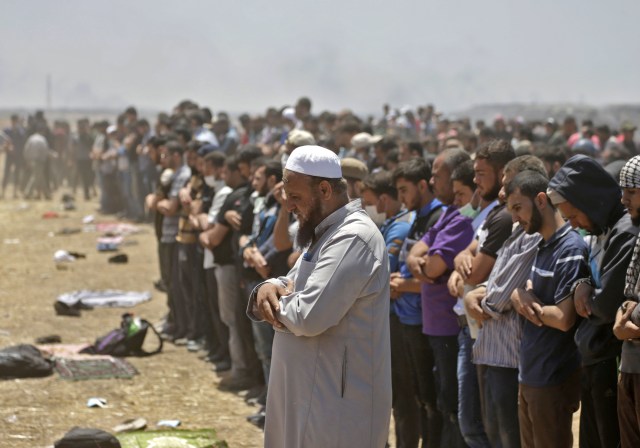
[
  {"left": 285, "top": 145, "right": 342, "bottom": 179},
  {"left": 282, "top": 107, "right": 296, "bottom": 122},
  {"left": 106, "top": 125, "right": 117, "bottom": 134}
]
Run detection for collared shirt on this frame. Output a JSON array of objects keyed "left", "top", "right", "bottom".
[
  {"left": 160, "top": 164, "right": 191, "bottom": 243},
  {"left": 243, "top": 194, "right": 290, "bottom": 280},
  {"left": 519, "top": 223, "right": 589, "bottom": 387},
  {"left": 471, "top": 200, "right": 498, "bottom": 233},
  {"left": 473, "top": 226, "right": 541, "bottom": 368},
  {"left": 203, "top": 183, "right": 232, "bottom": 269},
  {"left": 420, "top": 206, "right": 474, "bottom": 336},
  {"left": 477, "top": 203, "right": 514, "bottom": 259},
  {"left": 394, "top": 199, "right": 444, "bottom": 326}
]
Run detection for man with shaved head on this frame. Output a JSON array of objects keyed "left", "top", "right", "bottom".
[{"left": 247, "top": 145, "right": 392, "bottom": 447}]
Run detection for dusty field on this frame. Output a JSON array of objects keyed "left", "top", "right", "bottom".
[{"left": 0, "top": 193, "right": 264, "bottom": 447}]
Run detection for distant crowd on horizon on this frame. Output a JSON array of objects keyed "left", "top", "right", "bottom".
[{"left": 0, "top": 98, "right": 637, "bottom": 204}]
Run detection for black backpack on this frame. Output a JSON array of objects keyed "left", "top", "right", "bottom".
[
  {"left": 0, "top": 344, "right": 53, "bottom": 379},
  {"left": 81, "top": 313, "right": 163, "bottom": 357},
  {"left": 54, "top": 427, "right": 121, "bottom": 448}
]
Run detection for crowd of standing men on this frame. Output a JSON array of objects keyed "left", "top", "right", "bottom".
[{"left": 2, "top": 98, "right": 640, "bottom": 447}]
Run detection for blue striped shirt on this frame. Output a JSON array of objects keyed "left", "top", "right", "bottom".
[{"left": 473, "top": 225, "right": 541, "bottom": 368}]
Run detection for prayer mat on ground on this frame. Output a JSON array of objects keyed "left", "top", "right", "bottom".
[
  {"left": 57, "top": 290, "right": 151, "bottom": 308},
  {"left": 54, "top": 356, "right": 138, "bottom": 380},
  {"left": 117, "top": 429, "right": 227, "bottom": 448}
]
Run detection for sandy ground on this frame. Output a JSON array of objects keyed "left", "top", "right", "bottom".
[
  {"left": 0, "top": 193, "right": 264, "bottom": 447},
  {"left": 0, "top": 186, "right": 581, "bottom": 448}
]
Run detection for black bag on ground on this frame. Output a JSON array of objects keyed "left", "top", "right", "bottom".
[
  {"left": 0, "top": 344, "right": 53, "bottom": 379},
  {"left": 81, "top": 313, "right": 162, "bottom": 357},
  {"left": 54, "top": 427, "right": 121, "bottom": 448}
]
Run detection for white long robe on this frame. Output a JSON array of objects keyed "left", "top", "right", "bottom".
[{"left": 249, "top": 200, "right": 392, "bottom": 447}]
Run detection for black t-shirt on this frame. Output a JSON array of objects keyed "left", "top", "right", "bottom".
[
  {"left": 478, "top": 204, "right": 513, "bottom": 259},
  {"left": 409, "top": 203, "right": 444, "bottom": 242},
  {"left": 201, "top": 183, "right": 215, "bottom": 214},
  {"left": 214, "top": 185, "right": 252, "bottom": 265}
]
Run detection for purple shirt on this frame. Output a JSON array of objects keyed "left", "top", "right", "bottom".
[{"left": 420, "top": 206, "right": 474, "bottom": 336}]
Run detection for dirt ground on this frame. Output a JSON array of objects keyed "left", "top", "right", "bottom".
[
  {"left": 0, "top": 192, "right": 264, "bottom": 447},
  {"left": 0, "top": 187, "right": 581, "bottom": 448}
]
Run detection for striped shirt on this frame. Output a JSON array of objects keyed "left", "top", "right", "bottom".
[
  {"left": 473, "top": 225, "right": 541, "bottom": 368},
  {"left": 520, "top": 223, "right": 589, "bottom": 386}
]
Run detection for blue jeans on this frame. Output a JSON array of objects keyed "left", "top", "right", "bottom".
[
  {"left": 246, "top": 281, "right": 274, "bottom": 384},
  {"left": 118, "top": 168, "right": 142, "bottom": 219},
  {"left": 478, "top": 365, "right": 520, "bottom": 448},
  {"left": 428, "top": 334, "right": 466, "bottom": 448},
  {"left": 457, "top": 327, "right": 490, "bottom": 448}
]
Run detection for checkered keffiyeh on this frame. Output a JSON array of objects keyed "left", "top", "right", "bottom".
[
  {"left": 624, "top": 156, "right": 640, "bottom": 298},
  {"left": 619, "top": 155, "right": 640, "bottom": 189},
  {"left": 625, "top": 236, "right": 640, "bottom": 299}
]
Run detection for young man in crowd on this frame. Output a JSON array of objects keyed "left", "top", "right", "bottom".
[
  {"left": 156, "top": 140, "right": 192, "bottom": 341},
  {"left": 201, "top": 153, "right": 262, "bottom": 392},
  {"left": 73, "top": 118, "right": 94, "bottom": 201},
  {"left": 407, "top": 147, "right": 474, "bottom": 448},
  {"left": 1, "top": 114, "right": 27, "bottom": 199},
  {"left": 450, "top": 139, "right": 516, "bottom": 448},
  {"left": 361, "top": 169, "right": 417, "bottom": 447},
  {"left": 614, "top": 155, "right": 640, "bottom": 448},
  {"left": 238, "top": 159, "right": 289, "bottom": 428},
  {"left": 508, "top": 170, "right": 589, "bottom": 448},
  {"left": 176, "top": 143, "right": 215, "bottom": 352},
  {"left": 463, "top": 155, "right": 549, "bottom": 448},
  {"left": 390, "top": 158, "right": 445, "bottom": 447},
  {"left": 547, "top": 154, "right": 638, "bottom": 448},
  {"left": 198, "top": 151, "right": 232, "bottom": 371}
]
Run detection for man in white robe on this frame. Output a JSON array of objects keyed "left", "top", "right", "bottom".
[{"left": 248, "top": 145, "right": 392, "bottom": 447}]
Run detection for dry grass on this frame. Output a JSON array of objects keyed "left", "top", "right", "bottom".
[{"left": 0, "top": 193, "right": 263, "bottom": 447}]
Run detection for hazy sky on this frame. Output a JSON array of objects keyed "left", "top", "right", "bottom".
[{"left": 2, "top": 0, "right": 639, "bottom": 115}]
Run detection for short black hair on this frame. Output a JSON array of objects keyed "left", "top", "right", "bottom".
[
  {"left": 186, "top": 140, "right": 203, "bottom": 153},
  {"left": 362, "top": 170, "right": 397, "bottom": 200},
  {"left": 392, "top": 157, "right": 432, "bottom": 185},
  {"left": 297, "top": 97, "right": 312, "bottom": 110},
  {"left": 225, "top": 154, "right": 239, "bottom": 172},
  {"left": 451, "top": 160, "right": 475, "bottom": 190},
  {"left": 475, "top": 139, "right": 516, "bottom": 170},
  {"left": 174, "top": 127, "right": 192, "bottom": 143},
  {"left": 479, "top": 127, "right": 495, "bottom": 139},
  {"left": 440, "top": 147, "right": 471, "bottom": 171},
  {"left": 406, "top": 141, "right": 424, "bottom": 158},
  {"left": 148, "top": 136, "right": 167, "bottom": 148},
  {"left": 264, "top": 160, "right": 283, "bottom": 183},
  {"left": 188, "top": 111, "right": 205, "bottom": 126},
  {"left": 237, "top": 145, "right": 263, "bottom": 166},
  {"left": 204, "top": 151, "right": 225, "bottom": 167},
  {"left": 166, "top": 140, "right": 184, "bottom": 157},
  {"left": 504, "top": 155, "right": 548, "bottom": 179},
  {"left": 337, "top": 122, "right": 361, "bottom": 135},
  {"left": 505, "top": 170, "right": 549, "bottom": 201},
  {"left": 533, "top": 144, "right": 569, "bottom": 166}
]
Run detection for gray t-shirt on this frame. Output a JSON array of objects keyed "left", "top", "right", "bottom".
[{"left": 160, "top": 164, "right": 191, "bottom": 243}]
